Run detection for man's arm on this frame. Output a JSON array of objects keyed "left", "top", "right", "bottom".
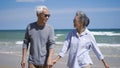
[
  {"left": 47, "top": 48, "right": 54, "bottom": 67},
  {"left": 47, "top": 26, "right": 55, "bottom": 67},
  {"left": 21, "top": 25, "right": 30, "bottom": 68},
  {"left": 21, "top": 48, "right": 27, "bottom": 68}
]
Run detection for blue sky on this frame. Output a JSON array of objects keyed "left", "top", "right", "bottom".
[{"left": 0, "top": 0, "right": 120, "bottom": 30}]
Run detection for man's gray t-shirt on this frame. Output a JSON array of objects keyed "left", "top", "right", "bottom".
[{"left": 22, "top": 22, "right": 55, "bottom": 65}]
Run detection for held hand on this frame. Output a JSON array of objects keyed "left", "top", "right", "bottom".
[
  {"left": 47, "top": 58, "right": 53, "bottom": 68},
  {"left": 52, "top": 55, "right": 61, "bottom": 65},
  {"left": 53, "top": 59, "right": 57, "bottom": 65}
]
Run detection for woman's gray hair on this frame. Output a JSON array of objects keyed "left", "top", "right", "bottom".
[
  {"left": 76, "top": 11, "right": 90, "bottom": 27},
  {"left": 36, "top": 5, "right": 48, "bottom": 14}
]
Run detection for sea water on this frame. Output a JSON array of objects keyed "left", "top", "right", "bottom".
[{"left": 0, "top": 29, "right": 120, "bottom": 56}]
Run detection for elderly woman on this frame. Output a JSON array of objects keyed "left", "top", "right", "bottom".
[{"left": 53, "top": 11, "right": 109, "bottom": 68}]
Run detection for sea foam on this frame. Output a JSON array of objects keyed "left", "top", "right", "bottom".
[{"left": 91, "top": 31, "right": 120, "bottom": 36}]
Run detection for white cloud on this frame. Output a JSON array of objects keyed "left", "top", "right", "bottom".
[
  {"left": 51, "top": 8, "right": 76, "bottom": 14},
  {"left": 51, "top": 8, "right": 120, "bottom": 15},
  {"left": 16, "top": 0, "right": 46, "bottom": 2},
  {"left": 1, "top": 7, "right": 120, "bottom": 21},
  {"left": 81, "top": 8, "right": 120, "bottom": 12},
  {"left": 0, "top": 7, "right": 35, "bottom": 21}
]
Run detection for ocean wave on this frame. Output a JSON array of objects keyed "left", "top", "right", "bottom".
[
  {"left": 56, "top": 41, "right": 63, "bottom": 45},
  {"left": 1, "top": 40, "right": 119, "bottom": 47},
  {"left": 55, "top": 41, "right": 120, "bottom": 47},
  {"left": 56, "top": 34, "right": 64, "bottom": 36},
  {"left": 15, "top": 41, "right": 23, "bottom": 45},
  {"left": 0, "top": 41, "right": 120, "bottom": 56},
  {"left": 91, "top": 31, "right": 120, "bottom": 36},
  {"left": 0, "top": 51, "right": 22, "bottom": 56},
  {"left": 55, "top": 34, "right": 64, "bottom": 39},
  {"left": 97, "top": 43, "right": 120, "bottom": 47},
  {"left": 0, "top": 41, "right": 23, "bottom": 45}
]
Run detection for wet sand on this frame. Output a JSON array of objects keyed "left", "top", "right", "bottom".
[
  {"left": 0, "top": 46, "right": 120, "bottom": 68},
  {"left": 0, "top": 53, "right": 21, "bottom": 68}
]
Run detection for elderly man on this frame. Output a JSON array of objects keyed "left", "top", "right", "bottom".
[{"left": 21, "top": 5, "right": 55, "bottom": 68}]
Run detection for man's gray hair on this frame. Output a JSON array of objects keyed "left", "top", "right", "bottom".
[
  {"left": 36, "top": 5, "right": 48, "bottom": 14},
  {"left": 76, "top": 11, "right": 90, "bottom": 27}
]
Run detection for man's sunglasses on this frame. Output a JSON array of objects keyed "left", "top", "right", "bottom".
[{"left": 43, "top": 14, "right": 50, "bottom": 17}]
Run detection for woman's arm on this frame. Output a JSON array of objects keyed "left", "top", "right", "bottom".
[
  {"left": 53, "top": 31, "right": 72, "bottom": 65},
  {"left": 90, "top": 33, "right": 110, "bottom": 68},
  {"left": 102, "top": 59, "right": 110, "bottom": 68}
]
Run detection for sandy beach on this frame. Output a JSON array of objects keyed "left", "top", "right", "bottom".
[
  {"left": 0, "top": 53, "right": 21, "bottom": 68},
  {"left": 0, "top": 46, "right": 120, "bottom": 68}
]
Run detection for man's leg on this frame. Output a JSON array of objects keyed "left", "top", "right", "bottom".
[
  {"left": 39, "top": 65, "right": 52, "bottom": 68},
  {"left": 28, "top": 63, "right": 36, "bottom": 68}
]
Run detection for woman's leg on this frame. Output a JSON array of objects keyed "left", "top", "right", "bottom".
[{"left": 82, "top": 64, "right": 91, "bottom": 68}]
